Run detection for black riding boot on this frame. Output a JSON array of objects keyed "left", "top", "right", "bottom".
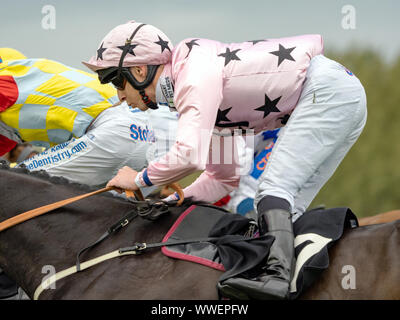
[{"left": 218, "top": 206, "right": 295, "bottom": 300}]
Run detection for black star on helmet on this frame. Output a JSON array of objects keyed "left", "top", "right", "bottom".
[
  {"left": 269, "top": 44, "right": 296, "bottom": 67},
  {"left": 117, "top": 43, "right": 138, "bottom": 56},
  {"left": 97, "top": 42, "right": 107, "bottom": 60},
  {"left": 154, "top": 35, "right": 171, "bottom": 53},
  {"left": 255, "top": 94, "right": 281, "bottom": 118},
  {"left": 218, "top": 48, "right": 241, "bottom": 66},
  {"left": 185, "top": 39, "right": 200, "bottom": 58}
]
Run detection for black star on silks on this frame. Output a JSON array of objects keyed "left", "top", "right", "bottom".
[
  {"left": 215, "top": 107, "right": 250, "bottom": 128},
  {"left": 117, "top": 43, "right": 138, "bottom": 56},
  {"left": 248, "top": 40, "right": 267, "bottom": 45},
  {"left": 97, "top": 43, "right": 107, "bottom": 60},
  {"left": 185, "top": 39, "right": 200, "bottom": 58},
  {"left": 269, "top": 44, "right": 296, "bottom": 67},
  {"left": 255, "top": 94, "right": 282, "bottom": 118},
  {"left": 154, "top": 35, "right": 171, "bottom": 53},
  {"left": 215, "top": 107, "right": 232, "bottom": 125},
  {"left": 218, "top": 48, "right": 241, "bottom": 66},
  {"left": 278, "top": 114, "right": 290, "bottom": 125}
]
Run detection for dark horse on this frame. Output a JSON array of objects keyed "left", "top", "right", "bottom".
[{"left": 0, "top": 164, "right": 399, "bottom": 299}]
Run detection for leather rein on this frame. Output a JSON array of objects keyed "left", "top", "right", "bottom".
[{"left": 0, "top": 183, "right": 184, "bottom": 233}]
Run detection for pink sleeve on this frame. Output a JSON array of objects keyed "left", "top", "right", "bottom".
[
  {"left": 179, "top": 135, "right": 241, "bottom": 203},
  {"left": 143, "top": 53, "right": 224, "bottom": 186}
]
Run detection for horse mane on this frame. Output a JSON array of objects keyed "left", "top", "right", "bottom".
[{"left": 0, "top": 160, "right": 99, "bottom": 193}]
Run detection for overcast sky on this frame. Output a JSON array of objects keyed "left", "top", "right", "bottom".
[{"left": 1, "top": 0, "right": 399, "bottom": 69}]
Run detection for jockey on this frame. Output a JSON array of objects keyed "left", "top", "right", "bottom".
[
  {"left": 0, "top": 48, "right": 178, "bottom": 186},
  {"left": 83, "top": 21, "right": 367, "bottom": 299}
]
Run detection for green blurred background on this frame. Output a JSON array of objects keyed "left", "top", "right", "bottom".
[{"left": 309, "top": 49, "right": 400, "bottom": 217}]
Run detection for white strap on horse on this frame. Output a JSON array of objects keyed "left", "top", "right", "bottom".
[{"left": 34, "top": 249, "right": 141, "bottom": 300}]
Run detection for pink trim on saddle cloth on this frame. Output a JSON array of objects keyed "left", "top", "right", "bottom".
[{"left": 161, "top": 205, "right": 225, "bottom": 271}]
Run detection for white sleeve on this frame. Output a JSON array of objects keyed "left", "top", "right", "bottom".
[{"left": 20, "top": 116, "right": 152, "bottom": 186}]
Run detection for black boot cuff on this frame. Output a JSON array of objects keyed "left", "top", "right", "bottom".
[{"left": 257, "top": 195, "right": 291, "bottom": 213}]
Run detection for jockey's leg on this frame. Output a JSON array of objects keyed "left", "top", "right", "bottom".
[
  {"left": 218, "top": 55, "right": 367, "bottom": 300},
  {"left": 291, "top": 116, "right": 366, "bottom": 223}
]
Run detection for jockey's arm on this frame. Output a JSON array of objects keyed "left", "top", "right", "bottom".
[
  {"left": 176, "top": 134, "right": 242, "bottom": 203},
  {"left": 138, "top": 54, "right": 225, "bottom": 192}
]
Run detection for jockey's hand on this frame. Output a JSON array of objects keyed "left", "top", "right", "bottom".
[{"left": 106, "top": 166, "right": 139, "bottom": 194}]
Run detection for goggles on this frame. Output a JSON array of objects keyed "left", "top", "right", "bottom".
[{"left": 97, "top": 67, "right": 128, "bottom": 90}]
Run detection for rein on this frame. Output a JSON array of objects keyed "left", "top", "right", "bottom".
[
  {"left": 0, "top": 183, "right": 184, "bottom": 233},
  {"left": 0, "top": 186, "right": 116, "bottom": 232}
]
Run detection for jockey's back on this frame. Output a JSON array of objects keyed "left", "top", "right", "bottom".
[{"left": 167, "top": 35, "right": 323, "bottom": 134}]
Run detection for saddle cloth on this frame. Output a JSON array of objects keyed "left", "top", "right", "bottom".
[{"left": 161, "top": 204, "right": 358, "bottom": 299}]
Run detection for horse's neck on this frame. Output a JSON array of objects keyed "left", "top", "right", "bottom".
[{"left": 0, "top": 172, "right": 189, "bottom": 297}]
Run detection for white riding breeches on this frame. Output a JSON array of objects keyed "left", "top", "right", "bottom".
[{"left": 254, "top": 55, "right": 367, "bottom": 222}]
